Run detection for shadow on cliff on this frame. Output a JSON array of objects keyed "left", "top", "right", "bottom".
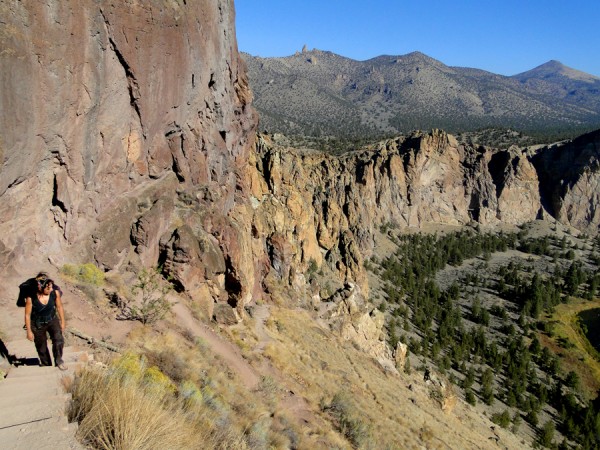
[{"left": 530, "top": 128, "right": 600, "bottom": 219}]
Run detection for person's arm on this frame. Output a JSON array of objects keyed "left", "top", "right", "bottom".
[
  {"left": 25, "top": 298, "right": 33, "bottom": 341},
  {"left": 55, "top": 290, "right": 65, "bottom": 332}
]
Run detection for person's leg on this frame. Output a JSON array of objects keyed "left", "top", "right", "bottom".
[
  {"left": 47, "top": 317, "right": 64, "bottom": 366},
  {"left": 32, "top": 323, "right": 52, "bottom": 366}
]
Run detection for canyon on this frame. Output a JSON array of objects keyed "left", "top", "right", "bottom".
[{"left": 0, "top": 2, "right": 599, "bottom": 448}]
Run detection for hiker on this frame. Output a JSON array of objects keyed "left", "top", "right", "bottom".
[{"left": 24, "top": 276, "right": 67, "bottom": 370}]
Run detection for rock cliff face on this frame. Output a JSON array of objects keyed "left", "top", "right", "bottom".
[
  {"left": 248, "top": 131, "right": 542, "bottom": 278},
  {"left": 532, "top": 129, "right": 600, "bottom": 233},
  {"left": 1, "top": 1, "right": 600, "bottom": 327},
  {"left": 0, "top": 0, "right": 260, "bottom": 312},
  {"left": 247, "top": 129, "right": 599, "bottom": 312}
]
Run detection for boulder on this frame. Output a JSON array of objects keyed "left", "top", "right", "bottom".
[
  {"left": 394, "top": 342, "right": 408, "bottom": 371},
  {"left": 213, "top": 303, "right": 242, "bottom": 325}
]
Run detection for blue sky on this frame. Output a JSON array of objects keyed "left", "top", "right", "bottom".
[{"left": 235, "top": 0, "right": 600, "bottom": 77}]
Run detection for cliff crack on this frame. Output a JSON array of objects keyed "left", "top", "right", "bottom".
[
  {"left": 52, "top": 174, "right": 68, "bottom": 213},
  {"left": 100, "top": 9, "right": 145, "bottom": 138}
]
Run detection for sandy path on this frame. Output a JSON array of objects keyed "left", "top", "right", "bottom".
[
  {"left": 170, "top": 301, "right": 261, "bottom": 389},
  {"left": 172, "top": 300, "right": 318, "bottom": 427},
  {"left": 252, "top": 304, "right": 273, "bottom": 352}
]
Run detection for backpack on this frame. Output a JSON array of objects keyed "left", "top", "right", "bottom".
[{"left": 16, "top": 278, "right": 62, "bottom": 307}]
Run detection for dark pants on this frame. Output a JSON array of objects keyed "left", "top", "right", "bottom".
[{"left": 32, "top": 316, "right": 64, "bottom": 366}]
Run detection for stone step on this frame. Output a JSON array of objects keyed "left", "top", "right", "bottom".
[
  {"left": 0, "top": 387, "right": 72, "bottom": 409},
  {"left": 6, "top": 338, "right": 88, "bottom": 358},
  {"left": 0, "top": 422, "right": 83, "bottom": 450},
  {"left": 6, "top": 365, "right": 62, "bottom": 379},
  {"left": 0, "top": 403, "right": 70, "bottom": 431},
  {"left": 0, "top": 414, "right": 70, "bottom": 435},
  {"left": 3, "top": 339, "right": 34, "bottom": 356},
  {"left": 6, "top": 360, "right": 85, "bottom": 378},
  {"left": 0, "top": 340, "right": 90, "bottom": 450},
  {"left": 0, "top": 395, "right": 68, "bottom": 429},
  {"left": 0, "top": 380, "right": 64, "bottom": 398}
]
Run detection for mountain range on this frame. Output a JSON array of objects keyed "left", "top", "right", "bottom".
[{"left": 243, "top": 49, "right": 600, "bottom": 140}]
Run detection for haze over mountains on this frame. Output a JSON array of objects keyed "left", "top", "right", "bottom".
[{"left": 243, "top": 48, "right": 600, "bottom": 140}]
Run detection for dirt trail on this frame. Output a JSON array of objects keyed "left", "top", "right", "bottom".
[
  {"left": 172, "top": 301, "right": 318, "bottom": 427},
  {"left": 252, "top": 303, "right": 273, "bottom": 351},
  {"left": 171, "top": 302, "right": 261, "bottom": 389},
  {"left": 250, "top": 304, "right": 315, "bottom": 423}
]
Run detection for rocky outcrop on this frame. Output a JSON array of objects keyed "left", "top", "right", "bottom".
[
  {"left": 247, "top": 128, "right": 600, "bottom": 312},
  {"left": 394, "top": 342, "right": 408, "bottom": 371},
  {"left": 248, "top": 130, "right": 542, "bottom": 274},
  {"left": 532, "top": 129, "right": 600, "bottom": 233}
]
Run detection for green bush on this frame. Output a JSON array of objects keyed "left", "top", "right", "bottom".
[
  {"left": 61, "top": 263, "right": 105, "bottom": 286},
  {"left": 324, "top": 392, "right": 372, "bottom": 448},
  {"left": 538, "top": 420, "right": 555, "bottom": 448},
  {"left": 465, "top": 389, "right": 477, "bottom": 406},
  {"left": 491, "top": 410, "right": 511, "bottom": 429},
  {"left": 306, "top": 258, "right": 319, "bottom": 277}
]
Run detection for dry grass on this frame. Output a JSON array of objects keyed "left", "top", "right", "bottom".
[
  {"left": 69, "top": 362, "right": 196, "bottom": 450},
  {"left": 65, "top": 286, "right": 536, "bottom": 450},
  {"left": 69, "top": 329, "right": 316, "bottom": 450},
  {"left": 541, "top": 297, "right": 600, "bottom": 398},
  {"left": 262, "top": 307, "right": 530, "bottom": 450}
]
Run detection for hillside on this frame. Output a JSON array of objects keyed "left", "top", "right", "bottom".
[{"left": 243, "top": 49, "right": 600, "bottom": 141}]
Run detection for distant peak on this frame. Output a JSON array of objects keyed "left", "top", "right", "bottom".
[
  {"left": 537, "top": 60, "right": 566, "bottom": 69},
  {"left": 514, "top": 60, "right": 600, "bottom": 82}
]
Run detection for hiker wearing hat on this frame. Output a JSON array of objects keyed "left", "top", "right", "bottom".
[{"left": 24, "top": 274, "right": 67, "bottom": 370}]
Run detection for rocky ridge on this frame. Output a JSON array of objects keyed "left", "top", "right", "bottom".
[{"left": 248, "top": 129, "right": 600, "bottom": 289}]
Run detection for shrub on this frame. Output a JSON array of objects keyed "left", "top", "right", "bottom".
[
  {"left": 538, "top": 420, "right": 555, "bottom": 448},
  {"left": 491, "top": 409, "right": 511, "bottom": 429},
  {"left": 69, "top": 362, "right": 193, "bottom": 449},
  {"left": 465, "top": 389, "right": 476, "bottom": 406},
  {"left": 512, "top": 413, "right": 522, "bottom": 433},
  {"left": 306, "top": 258, "right": 319, "bottom": 277},
  {"left": 145, "top": 349, "right": 189, "bottom": 384},
  {"left": 565, "top": 371, "right": 580, "bottom": 390},
  {"left": 324, "top": 392, "right": 372, "bottom": 448},
  {"left": 179, "top": 380, "right": 203, "bottom": 410},
  {"left": 61, "top": 263, "right": 106, "bottom": 301},
  {"left": 69, "top": 351, "right": 249, "bottom": 450},
  {"left": 61, "top": 263, "right": 105, "bottom": 286},
  {"left": 526, "top": 409, "right": 539, "bottom": 426},
  {"left": 118, "top": 267, "right": 172, "bottom": 324}
]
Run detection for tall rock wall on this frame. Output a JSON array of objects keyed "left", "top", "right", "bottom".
[
  {"left": 532, "top": 129, "right": 600, "bottom": 233},
  {"left": 0, "top": 0, "right": 259, "bottom": 309}
]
